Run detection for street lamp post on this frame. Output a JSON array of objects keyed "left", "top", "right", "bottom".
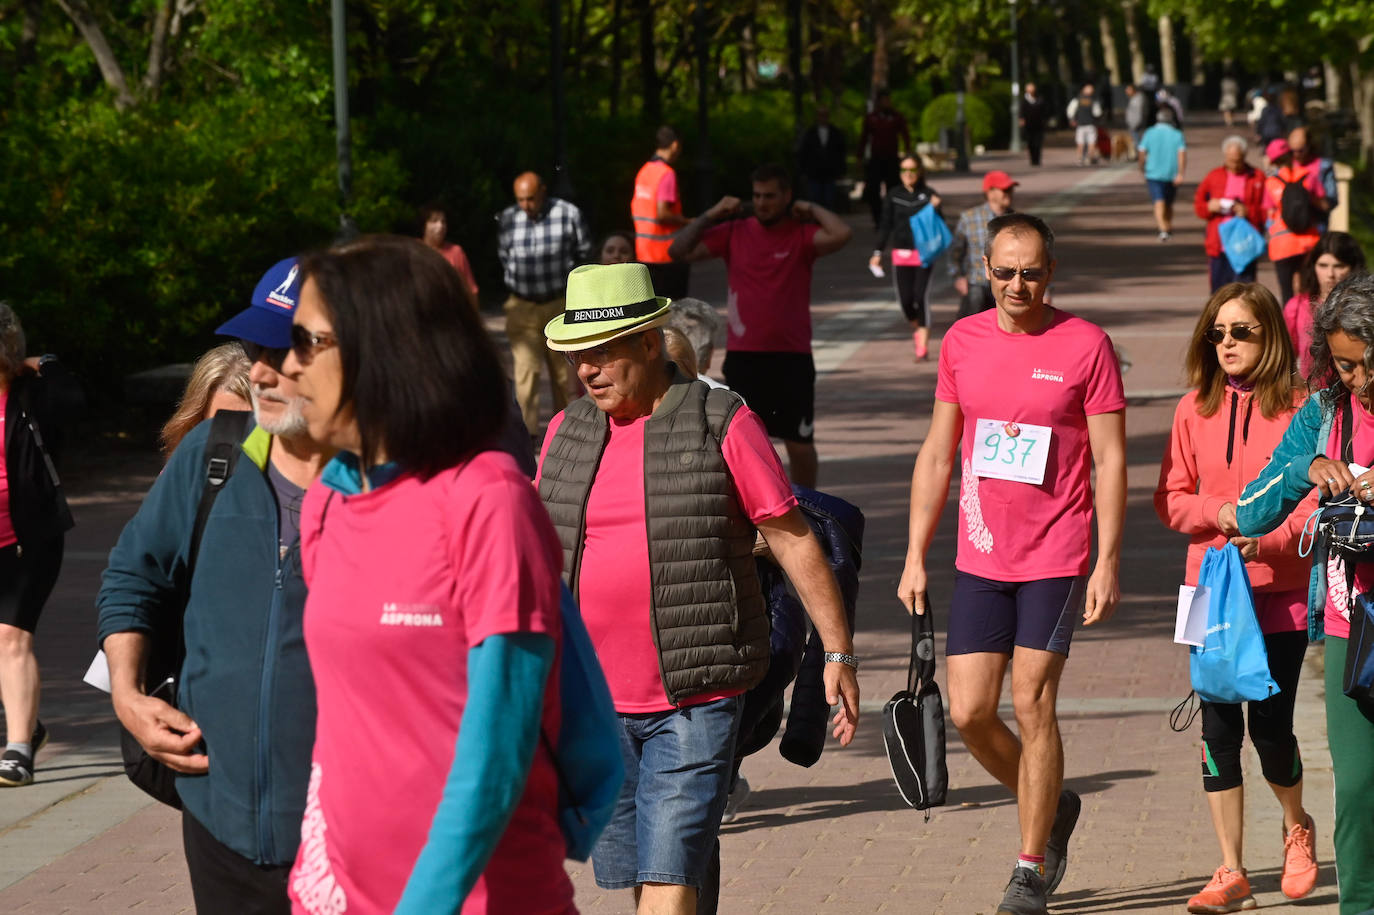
[
  {"left": 331, "top": 0, "right": 357, "bottom": 240},
  {"left": 1009, "top": 0, "right": 1022, "bottom": 154}
]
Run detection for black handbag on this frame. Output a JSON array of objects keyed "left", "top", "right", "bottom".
[{"left": 882, "top": 595, "right": 948, "bottom": 817}]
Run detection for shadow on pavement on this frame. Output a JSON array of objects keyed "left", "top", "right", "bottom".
[{"left": 1053, "top": 866, "right": 1339, "bottom": 913}]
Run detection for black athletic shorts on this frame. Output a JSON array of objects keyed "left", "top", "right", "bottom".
[
  {"left": 0, "top": 538, "right": 64, "bottom": 633},
  {"left": 723, "top": 350, "right": 816, "bottom": 444},
  {"left": 946, "top": 571, "right": 1085, "bottom": 656}
]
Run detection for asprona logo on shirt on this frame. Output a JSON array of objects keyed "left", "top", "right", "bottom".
[
  {"left": 379, "top": 603, "right": 445, "bottom": 627},
  {"left": 1030, "top": 367, "right": 1065, "bottom": 383}
]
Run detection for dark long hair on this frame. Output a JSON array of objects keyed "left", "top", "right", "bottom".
[
  {"left": 1310, "top": 273, "right": 1374, "bottom": 401},
  {"left": 1186, "top": 282, "right": 1297, "bottom": 420},
  {"left": 299, "top": 235, "right": 508, "bottom": 478},
  {"left": 1297, "top": 232, "right": 1366, "bottom": 303}
]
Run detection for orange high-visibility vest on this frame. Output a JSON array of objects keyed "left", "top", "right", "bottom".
[
  {"left": 632, "top": 159, "right": 681, "bottom": 263},
  {"left": 1265, "top": 161, "right": 1323, "bottom": 262}
]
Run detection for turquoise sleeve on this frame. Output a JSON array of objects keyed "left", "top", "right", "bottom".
[
  {"left": 393, "top": 632, "right": 555, "bottom": 914},
  {"left": 1238, "top": 395, "right": 1324, "bottom": 536}
]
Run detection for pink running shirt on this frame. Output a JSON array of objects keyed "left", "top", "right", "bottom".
[
  {"left": 0, "top": 399, "right": 15, "bottom": 548},
  {"left": 702, "top": 218, "right": 821, "bottom": 354},
  {"left": 1321, "top": 396, "right": 1374, "bottom": 640},
  {"left": 935, "top": 308, "right": 1126, "bottom": 581},
  {"left": 538, "top": 403, "right": 797, "bottom": 713},
  {"left": 289, "top": 451, "right": 573, "bottom": 915},
  {"left": 439, "top": 243, "right": 480, "bottom": 296}
]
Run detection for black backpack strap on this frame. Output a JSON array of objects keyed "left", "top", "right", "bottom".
[
  {"left": 1341, "top": 394, "right": 1354, "bottom": 466},
  {"left": 186, "top": 410, "right": 252, "bottom": 575}
]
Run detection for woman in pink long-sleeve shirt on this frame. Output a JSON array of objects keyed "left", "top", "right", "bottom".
[{"left": 1154, "top": 282, "right": 1320, "bottom": 911}]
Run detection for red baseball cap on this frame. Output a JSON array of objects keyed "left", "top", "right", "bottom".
[{"left": 982, "top": 170, "right": 1019, "bottom": 192}]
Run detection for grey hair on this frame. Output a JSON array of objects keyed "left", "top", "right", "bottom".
[
  {"left": 1309, "top": 273, "right": 1374, "bottom": 395},
  {"left": 1221, "top": 135, "right": 1248, "bottom": 155},
  {"left": 666, "top": 297, "right": 723, "bottom": 367},
  {"left": 0, "top": 302, "right": 26, "bottom": 381}
]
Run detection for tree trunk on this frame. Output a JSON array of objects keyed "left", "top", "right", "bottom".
[
  {"left": 1325, "top": 60, "right": 1348, "bottom": 109},
  {"left": 638, "top": 0, "right": 661, "bottom": 124},
  {"left": 695, "top": 0, "right": 713, "bottom": 208},
  {"left": 1052, "top": 23, "right": 1073, "bottom": 88},
  {"left": 871, "top": 1, "right": 889, "bottom": 93},
  {"left": 143, "top": 0, "right": 174, "bottom": 97},
  {"left": 1122, "top": 1, "right": 1144, "bottom": 84},
  {"left": 1098, "top": 13, "right": 1121, "bottom": 86},
  {"left": 1077, "top": 33, "right": 1096, "bottom": 78},
  {"left": 1189, "top": 36, "right": 1205, "bottom": 87},
  {"left": 739, "top": 12, "right": 757, "bottom": 91},
  {"left": 786, "top": 0, "right": 804, "bottom": 131},
  {"left": 609, "top": 0, "right": 623, "bottom": 116},
  {"left": 53, "top": 0, "right": 136, "bottom": 108},
  {"left": 18, "top": 0, "right": 40, "bottom": 72},
  {"left": 1157, "top": 14, "right": 1177, "bottom": 86},
  {"left": 1353, "top": 60, "right": 1374, "bottom": 172}
]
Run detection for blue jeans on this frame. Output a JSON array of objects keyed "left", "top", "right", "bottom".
[{"left": 591, "top": 695, "right": 743, "bottom": 890}]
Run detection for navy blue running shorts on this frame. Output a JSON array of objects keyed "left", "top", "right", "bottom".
[{"left": 946, "top": 571, "right": 1086, "bottom": 656}]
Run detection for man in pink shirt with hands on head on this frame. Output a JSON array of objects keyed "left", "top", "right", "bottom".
[
  {"left": 667, "top": 163, "right": 852, "bottom": 490},
  {"left": 538, "top": 262, "right": 859, "bottom": 915},
  {"left": 897, "top": 213, "right": 1126, "bottom": 915}
]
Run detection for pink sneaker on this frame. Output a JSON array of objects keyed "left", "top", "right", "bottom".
[
  {"left": 913, "top": 336, "right": 928, "bottom": 361},
  {"left": 1281, "top": 815, "right": 1318, "bottom": 899}
]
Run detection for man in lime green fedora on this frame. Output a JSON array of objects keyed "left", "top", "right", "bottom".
[{"left": 538, "top": 263, "right": 860, "bottom": 915}]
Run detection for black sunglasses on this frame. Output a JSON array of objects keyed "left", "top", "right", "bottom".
[
  {"left": 989, "top": 266, "right": 1049, "bottom": 283},
  {"left": 240, "top": 340, "right": 289, "bottom": 370},
  {"left": 1204, "top": 323, "right": 1261, "bottom": 344}
]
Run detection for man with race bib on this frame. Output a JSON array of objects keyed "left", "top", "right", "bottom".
[{"left": 897, "top": 213, "right": 1126, "bottom": 915}]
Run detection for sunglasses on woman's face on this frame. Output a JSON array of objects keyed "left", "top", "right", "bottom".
[{"left": 1204, "top": 323, "right": 1261, "bottom": 344}]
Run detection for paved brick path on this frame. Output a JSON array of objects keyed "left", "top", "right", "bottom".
[{"left": 0, "top": 114, "right": 1343, "bottom": 913}]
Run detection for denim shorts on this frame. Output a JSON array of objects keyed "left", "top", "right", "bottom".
[
  {"left": 946, "top": 571, "right": 1085, "bottom": 656},
  {"left": 591, "top": 695, "right": 743, "bottom": 890},
  {"left": 1146, "top": 178, "right": 1178, "bottom": 204}
]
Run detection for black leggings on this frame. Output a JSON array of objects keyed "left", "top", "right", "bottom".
[
  {"left": 1274, "top": 254, "right": 1306, "bottom": 304},
  {"left": 893, "top": 265, "right": 933, "bottom": 327},
  {"left": 1199, "top": 629, "right": 1308, "bottom": 792}
]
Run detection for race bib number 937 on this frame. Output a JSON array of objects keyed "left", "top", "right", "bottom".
[{"left": 971, "top": 418, "right": 1053, "bottom": 485}]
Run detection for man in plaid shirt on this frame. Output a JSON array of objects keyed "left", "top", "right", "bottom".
[
  {"left": 949, "top": 170, "right": 1017, "bottom": 319},
  {"left": 498, "top": 171, "right": 592, "bottom": 434}
]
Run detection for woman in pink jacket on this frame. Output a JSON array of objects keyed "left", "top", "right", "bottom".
[
  {"left": 1282, "top": 231, "right": 1365, "bottom": 379},
  {"left": 1155, "top": 282, "right": 1320, "bottom": 912}
]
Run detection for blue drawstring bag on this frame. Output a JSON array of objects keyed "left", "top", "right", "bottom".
[
  {"left": 908, "top": 204, "right": 953, "bottom": 266},
  {"left": 543, "top": 584, "right": 625, "bottom": 860},
  {"left": 1218, "top": 217, "right": 1266, "bottom": 275},
  {"left": 1189, "top": 543, "right": 1278, "bottom": 703}
]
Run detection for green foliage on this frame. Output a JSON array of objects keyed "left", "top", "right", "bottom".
[{"left": 918, "top": 92, "right": 996, "bottom": 147}]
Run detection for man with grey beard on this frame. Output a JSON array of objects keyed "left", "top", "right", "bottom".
[{"left": 98, "top": 258, "right": 332, "bottom": 915}]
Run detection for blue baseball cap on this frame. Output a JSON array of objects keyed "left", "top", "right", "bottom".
[{"left": 215, "top": 257, "right": 301, "bottom": 348}]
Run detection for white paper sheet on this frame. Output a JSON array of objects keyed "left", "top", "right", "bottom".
[
  {"left": 83, "top": 650, "right": 112, "bottom": 693},
  {"left": 1174, "top": 584, "right": 1209, "bottom": 647}
]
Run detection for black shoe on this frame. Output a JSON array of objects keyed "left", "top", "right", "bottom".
[
  {"left": 1044, "top": 788, "right": 1082, "bottom": 894},
  {"left": 32, "top": 719, "right": 48, "bottom": 754},
  {"left": 0, "top": 749, "right": 34, "bottom": 787},
  {"left": 996, "top": 867, "right": 1048, "bottom": 915}
]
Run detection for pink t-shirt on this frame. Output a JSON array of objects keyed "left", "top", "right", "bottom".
[
  {"left": 0, "top": 399, "right": 14, "bottom": 548},
  {"left": 289, "top": 452, "right": 572, "bottom": 915},
  {"left": 656, "top": 168, "right": 678, "bottom": 204},
  {"left": 538, "top": 403, "right": 797, "bottom": 713},
  {"left": 1321, "top": 396, "right": 1374, "bottom": 640},
  {"left": 935, "top": 308, "right": 1126, "bottom": 581},
  {"left": 439, "top": 243, "right": 480, "bottom": 295},
  {"left": 1283, "top": 293, "right": 1315, "bottom": 379},
  {"left": 703, "top": 218, "right": 821, "bottom": 354}
]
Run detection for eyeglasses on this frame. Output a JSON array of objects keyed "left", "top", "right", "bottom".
[
  {"left": 900, "top": 167, "right": 920, "bottom": 173},
  {"left": 1204, "top": 323, "right": 1261, "bottom": 344},
  {"left": 240, "top": 340, "right": 289, "bottom": 370},
  {"left": 989, "top": 266, "right": 1049, "bottom": 283},
  {"left": 562, "top": 341, "right": 623, "bottom": 367},
  {"left": 290, "top": 325, "right": 338, "bottom": 363}
]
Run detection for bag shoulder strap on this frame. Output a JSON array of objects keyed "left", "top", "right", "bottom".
[
  {"left": 17, "top": 381, "right": 63, "bottom": 490},
  {"left": 908, "top": 596, "right": 936, "bottom": 693},
  {"left": 1340, "top": 394, "right": 1354, "bottom": 466},
  {"left": 186, "top": 410, "right": 252, "bottom": 576}
]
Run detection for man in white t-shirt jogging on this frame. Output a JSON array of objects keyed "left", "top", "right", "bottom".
[{"left": 897, "top": 213, "right": 1126, "bottom": 915}]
